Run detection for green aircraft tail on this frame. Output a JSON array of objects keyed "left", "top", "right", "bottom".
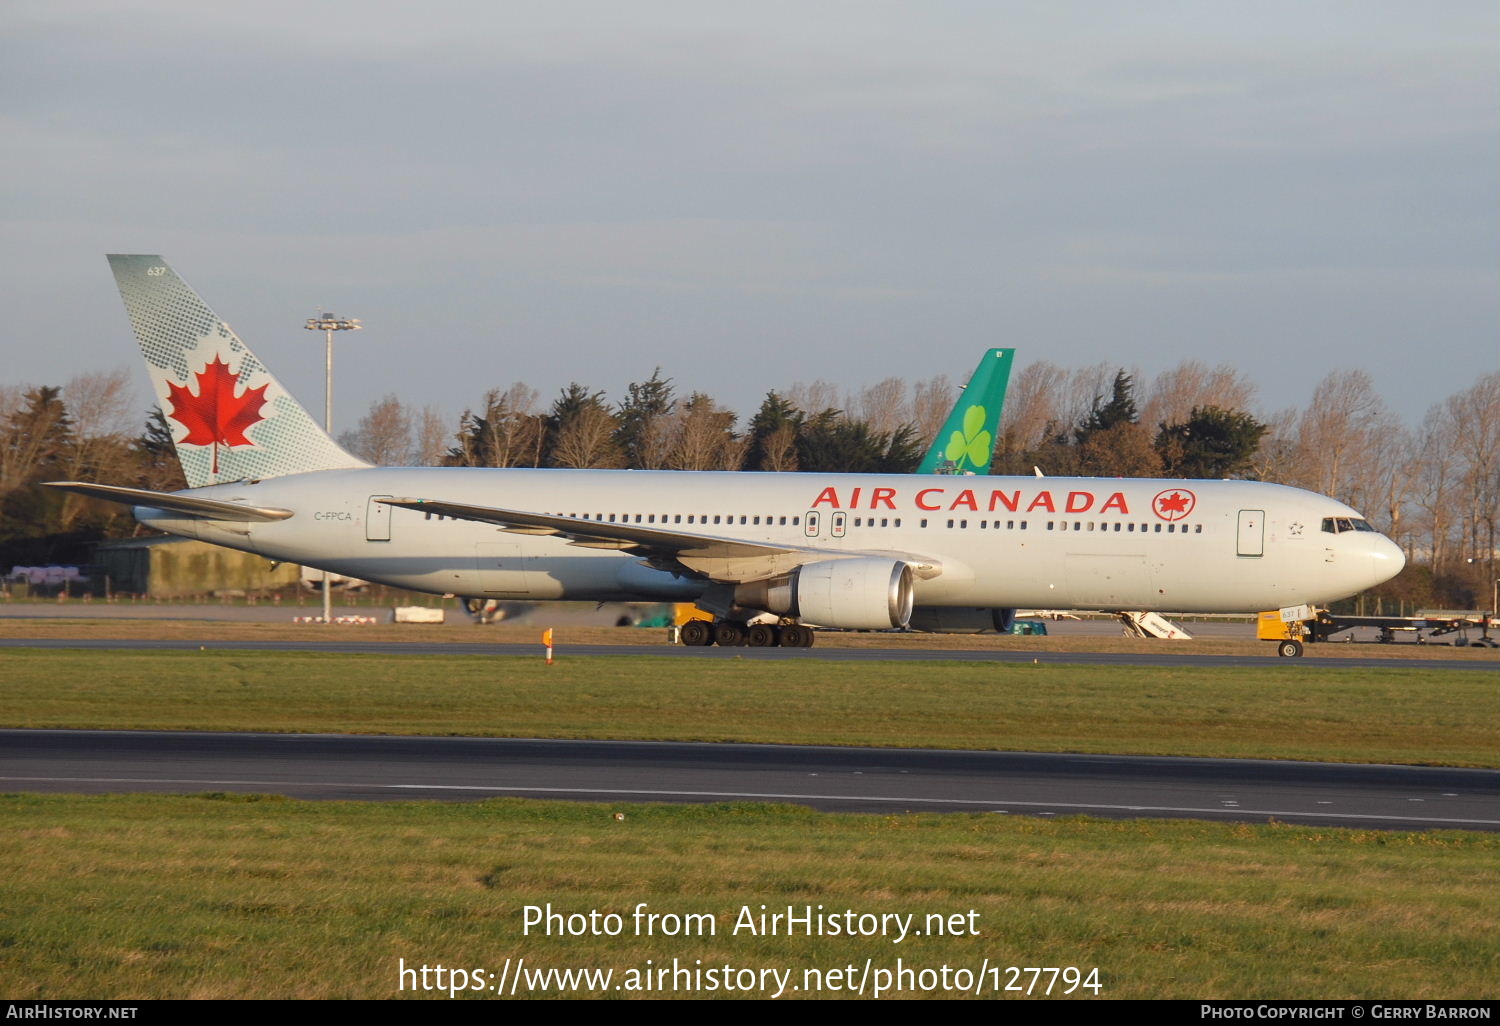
[{"left": 917, "top": 348, "right": 1015, "bottom": 475}]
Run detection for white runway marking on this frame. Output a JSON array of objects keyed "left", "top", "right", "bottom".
[{"left": 3, "top": 776, "right": 1495, "bottom": 828}]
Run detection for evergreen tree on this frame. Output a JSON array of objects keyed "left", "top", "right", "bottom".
[
  {"left": 744, "top": 392, "right": 802, "bottom": 471},
  {"left": 1074, "top": 370, "right": 1139, "bottom": 444},
  {"left": 131, "top": 405, "right": 187, "bottom": 493},
  {"left": 546, "top": 383, "right": 622, "bottom": 468},
  {"left": 795, "top": 410, "right": 923, "bottom": 474},
  {"left": 1155, "top": 406, "right": 1268, "bottom": 480},
  {"left": 615, "top": 369, "right": 675, "bottom": 469}
]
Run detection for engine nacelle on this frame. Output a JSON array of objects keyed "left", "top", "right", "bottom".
[
  {"left": 907, "top": 606, "right": 1017, "bottom": 634},
  {"left": 735, "top": 557, "right": 914, "bottom": 630}
]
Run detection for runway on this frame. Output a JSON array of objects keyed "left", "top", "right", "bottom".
[
  {"left": 4, "top": 729, "right": 1495, "bottom": 831},
  {"left": 0, "top": 636, "right": 1488, "bottom": 671}
]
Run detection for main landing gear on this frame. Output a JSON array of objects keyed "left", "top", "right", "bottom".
[{"left": 678, "top": 619, "right": 815, "bottom": 648}]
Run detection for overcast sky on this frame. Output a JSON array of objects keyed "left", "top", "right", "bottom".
[{"left": 4, "top": 1, "right": 1495, "bottom": 432}]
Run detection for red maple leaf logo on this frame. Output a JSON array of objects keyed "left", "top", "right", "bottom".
[
  {"left": 165, "top": 356, "right": 269, "bottom": 475},
  {"left": 1152, "top": 488, "right": 1196, "bottom": 521}
]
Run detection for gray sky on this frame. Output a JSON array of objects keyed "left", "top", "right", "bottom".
[{"left": 4, "top": 1, "right": 1495, "bottom": 431}]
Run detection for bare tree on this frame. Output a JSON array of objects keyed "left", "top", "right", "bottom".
[
  {"left": 64, "top": 370, "right": 136, "bottom": 442},
  {"left": 758, "top": 423, "right": 799, "bottom": 472},
  {"left": 454, "top": 383, "right": 544, "bottom": 468},
  {"left": 1247, "top": 406, "right": 1302, "bottom": 484},
  {"left": 849, "top": 377, "right": 908, "bottom": 438},
  {"left": 550, "top": 405, "right": 622, "bottom": 468},
  {"left": 909, "top": 374, "right": 955, "bottom": 448},
  {"left": 1411, "top": 403, "right": 1458, "bottom": 569},
  {"left": 414, "top": 405, "right": 450, "bottom": 467},
  {"left": 995, "top": 362, "right": 1066, "bottom": 460},
  {"left": 667, "top": 394, "right": 744, "bottom": 471},
  {"left": 1293, "top": 370, "right": 1392, "bottom": 505},
  {"left": 1447, "top": 373, "right": 1500, "bottom": 593},
  {"left": 341, "top": 394, "right": 414, "bottom": 465},
  {"left": 0, "top": 385, "right": 70, "bottom": 497},
  {"left": 1141, "top": 361, "right": 1257, "bottom": 430},
  {"left": 53, "top": 370, "right": 138, "bottom": 529},
  {"left": 784, "top": 379, "right": 840, "bottom": 416}
]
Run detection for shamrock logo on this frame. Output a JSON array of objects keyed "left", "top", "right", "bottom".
[{"left": 942, "top": 405, "right": 992, "bottom": 472}]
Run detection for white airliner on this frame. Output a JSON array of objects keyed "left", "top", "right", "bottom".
[{"left": 50, "top": 255, "right": 1405, "bottom": 653}]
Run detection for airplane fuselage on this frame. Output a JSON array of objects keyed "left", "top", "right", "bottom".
[{"left": 137, "top": 468, "right": 1404, "bottom": 615}]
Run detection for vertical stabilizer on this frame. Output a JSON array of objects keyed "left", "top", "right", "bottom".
[
  {"left": 108, "top": 255, "right": 368, "bottom": 487},
  {"left": 917, "top": 348, "right": 1015, "bottom": 475}
]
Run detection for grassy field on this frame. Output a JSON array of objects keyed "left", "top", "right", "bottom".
[
  {"left": 4, "top": 615, "right": 1498, "bottom": 662},
  {"left": 3, "top": 639, "right": 1495, "bottom": 1001},
  {"left": 0, "top": 648, "right": 1494, "bottom": 765},
  {"left": 2, "top": 793, "right": 1495, "bottom": 1000}
]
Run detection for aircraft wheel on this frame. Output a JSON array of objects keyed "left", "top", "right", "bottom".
[
  {"left": 1277, "top": 639, "right": 1304, "bottom": 658},
  {"left": 680, "top": 620, "right": 713, "bottom": 647},
  {"left": 746, "top": 624, "right": 779, "bottom": 647},
  {"left": 713, "top": 622, "right": 748, "bottom": 647},
  {"left": 781, "top": 624, "right": 815, "bottom": 648}
]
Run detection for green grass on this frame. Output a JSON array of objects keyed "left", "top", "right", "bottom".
[
  {"left": 2, "top": 793, "right": 1494, "bottom": 1000},
  {"left": 1, "top": 649, "right": 1494, "bottom": 765}
]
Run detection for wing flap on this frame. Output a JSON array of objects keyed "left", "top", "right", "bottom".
[{"left": 385, "top": 497, "right": 947, "bottom": 584}]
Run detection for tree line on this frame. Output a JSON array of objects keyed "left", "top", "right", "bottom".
[{"left": 3, "top": 361, "right": 1495, "bottom": 612}]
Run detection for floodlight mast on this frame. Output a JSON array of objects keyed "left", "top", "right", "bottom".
[{"left": 304, "top": 312, "right": 361, "bottom": 623}]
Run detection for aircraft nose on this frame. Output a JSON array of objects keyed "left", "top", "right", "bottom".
[{"left": 1369, "top": 533, "right": 1405, "bottom": 587}]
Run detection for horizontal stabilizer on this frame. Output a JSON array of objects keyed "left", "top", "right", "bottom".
[{"left": 45, "top": 482, "right": 294, "bottom": 522}]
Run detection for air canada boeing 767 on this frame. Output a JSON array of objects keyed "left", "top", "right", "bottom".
[{"left": 49, "top": 256, "right": 1405, "bottom": 651}]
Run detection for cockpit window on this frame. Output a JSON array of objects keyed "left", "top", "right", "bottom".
[{"left": 1321, "top": 517, "right": 1376, "bottom": 534}]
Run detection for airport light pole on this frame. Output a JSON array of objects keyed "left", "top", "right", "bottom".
[{"left": 305, "top": 312, "right": 362, "bottom": 623}]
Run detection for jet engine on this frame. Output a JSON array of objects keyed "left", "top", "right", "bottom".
[
  {"left": 907, "top": 606, "right": 1017, "bottom": 634},
  {"left": 734, "top": 558, "right": 914, "bottom": 630}
]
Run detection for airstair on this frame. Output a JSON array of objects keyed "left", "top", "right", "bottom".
[{"left": 1115, "top": 611, "right": 1193, "bottom": 639}]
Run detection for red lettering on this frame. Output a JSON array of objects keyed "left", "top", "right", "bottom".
[
  {"left": 1100, "top": 492, "right": 1129, "bottom": 514},
  {"left": 988, "top": 490, "right": 1020, "bottom": 512},
  {"left": 812, "top": 487, "right": 840, "bottom": 508},
  {"left": 849, "top": 487, "right": 862, "bottom": 509},
  {"left": 1027, "top": 491, "right": 1055, "bottom": 513},
  {"left": 950, "top": 489, "right": 978, "bottom": 511},
  {"left": 915, "top": 488, "right": 944, "bottom": 511},
  {"left": 871, "top": 487, "right": 897, "bottom": 509},
  {"left": 1066, "top": 491, "right": 1094, "bottom": 514}
]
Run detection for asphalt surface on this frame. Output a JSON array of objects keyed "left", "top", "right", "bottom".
[
  {"left": 4, "top": 729, "right": 1495, "bottom": 831},
  {"left": 0, "top": 635, "right": 1490, "bottom": 671}
]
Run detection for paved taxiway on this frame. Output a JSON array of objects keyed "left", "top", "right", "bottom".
[
  {"left": 4, "top": 729, "right": 1495, "bottom": 831},
  {"left": 0, "top": 636, "right": 1488, "bottom": 671}
]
